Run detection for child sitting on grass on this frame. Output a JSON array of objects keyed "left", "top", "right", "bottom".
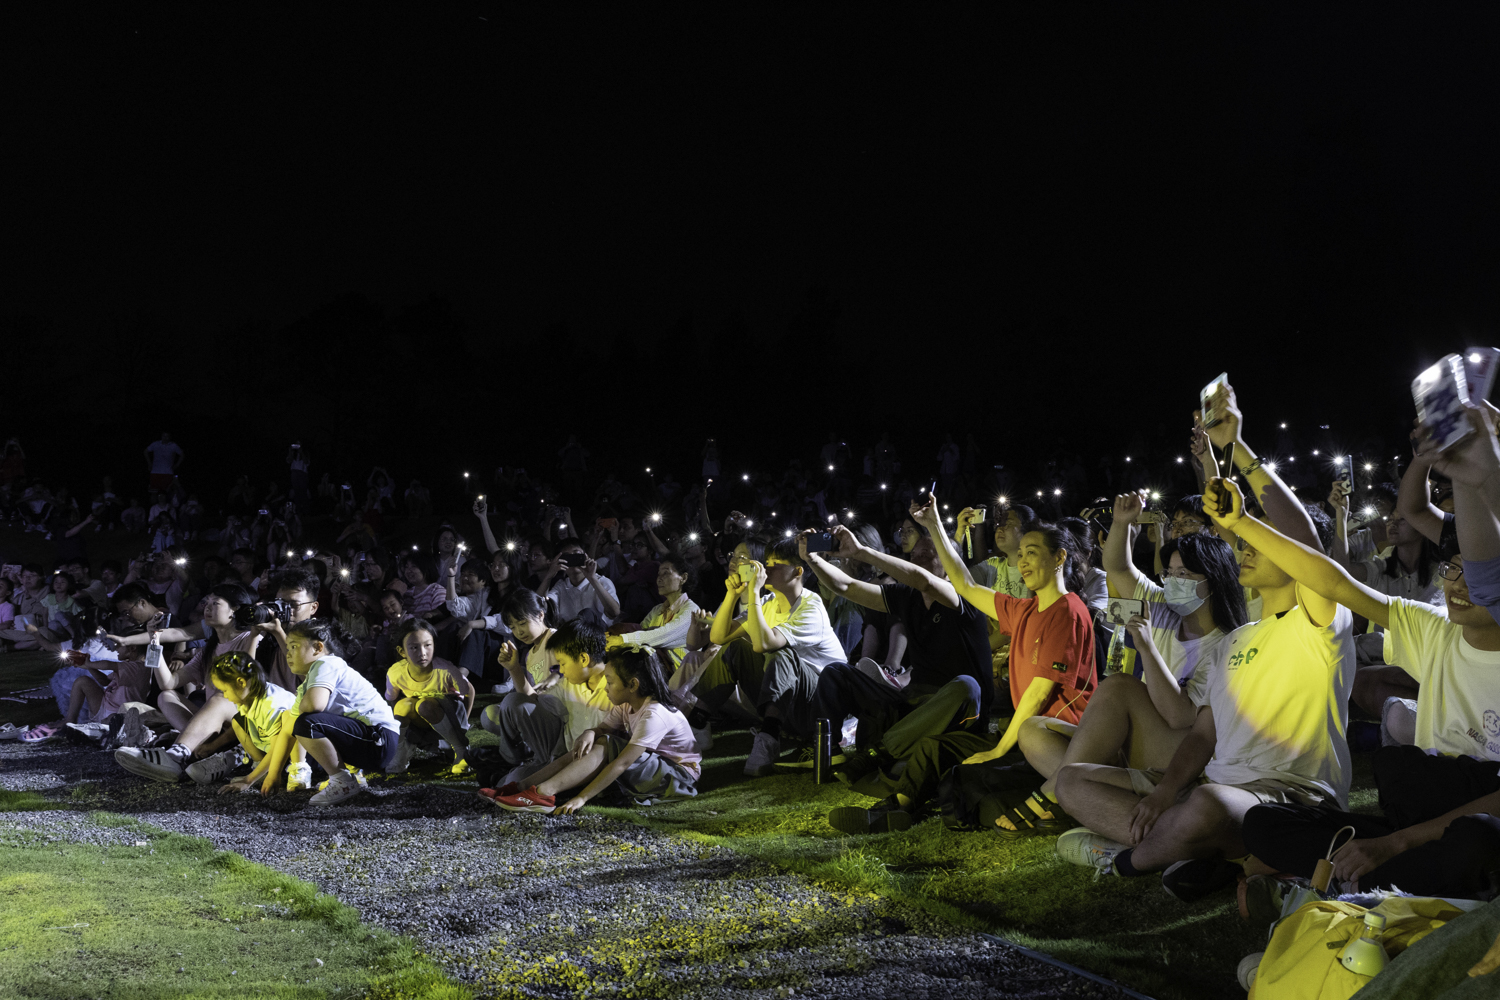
[
  {"left": 492, "top": 644, "right": 700, "bottom": 813},
  {"left": 203, "top": 651, "right": 299, "bottom": 791},
  {"left": 477, "top": 618, "right": 613, "bottom": 798},
  {"left": 385, "top": 617, "right": 474, "bottom": 774},
  {"left": 262, "top": 619, "right": 410, "bottom": 806}
]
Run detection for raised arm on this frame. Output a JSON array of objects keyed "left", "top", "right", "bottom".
[
  {"left": 912, "top": 494, "right": 998, "bottom": 620},
  {"left": 1203, "top": 477, "right": 1361, "bottom": 627},
  {"left": 473, "top": 499, "right": 503, "bottom": 555},
  {"left": 1419, "top": 406, "right": 1500, "bottom": 562},
  {"left": 799, "top": 530, "right": 888, "bottom": 614},
  {"left": 823, "top": 525, "right": 958, "bottom": 609},
  {"left": 1103, "top": 491, "right": 1149, "bottom": 598},
  {"left": 1397, "top": 453, "right": 1447, "bottom": 546},
  {"left": 738, "top": 561, "right": 786, "bottom": 653},
  {"left": 1203, "top": 383, "right": 1324, "bottom": 552}
]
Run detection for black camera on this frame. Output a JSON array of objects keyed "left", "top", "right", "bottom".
[{"left": 235, "top": 599, "right": 293, "bottom": 630}]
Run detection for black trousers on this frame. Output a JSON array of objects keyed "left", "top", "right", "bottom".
[
  {"left": 1241, "top": 745, "right": 1500, "bottom": 898},
  {"left": 293, "top": 712, "right": 400, "bottom": 773}
]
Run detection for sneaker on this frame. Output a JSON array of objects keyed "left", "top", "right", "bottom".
[
  {"left": 1237, "top": 952, "right": 1264, "bottom": 991},
  {"left": 64, "top": 722, "right": 111, "bottom": 743},
  {"left": 478, "top": 782, "right": 522, "bottom": 802},
  {"left": 691, "top": 722, "right": 714, "bottom": 754},
  {"left": 828, "top": 801, "right": 913, "bottom": 836},
  {"left": 285, "top": 761, "right": 313, "bottom": 791},
  {"left": 1161, "top": 858, "right": 1243, "bottom": 902},
  {"left": 387, "top": 734, "right": 414, "bottom": 774},
  {"left": 1055, "top": 828, "right": 1128, "bottom": 876},
  {"left": 0, "top": 723, "right": 22, "bottom": 740},
  {"left": 308, "top": 769, "right": 362, "bottom": 806},
  {"left": 493, "top": 786, "right": 557, "bottom": 813},
  {"left": 744, "top": 729, "right": 781, "bottom": 777},
  {"left": 450, "top": 758, "right": 474, "bottom": 776},
  {"left": 185, "top": 748, "right": 244, "bottom": 785},
  {"left": 115, "top": 745, "right": 188, "bottom": 782}
]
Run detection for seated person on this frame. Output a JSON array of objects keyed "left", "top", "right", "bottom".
[
  {"left": 490, "top": 644, "right": 700, "bottom": 812},
  {"left": 691, "top": 536, "right": 846, "bottom": 776},
  {"left": 1006, "top": 492, "right": 1245, "bottom": 836},
  {"left": 539, "top": 539, "right": 620, "bottom": 625},
  {"left": 480, "top": 616, "right": 612, "bottom": 790},
  {"left": 607, "top": 554, "right": 700, "bottom": 670},
  {"left": 438, "top": 557, "right": 490, "bottom": 667},
  {"left": 801, "top": 525, "right": 994, "bottom": 835},
  {"left": 397, "top": 552, "right": 448, "bottom": 622},
  {"left": 454, "top": 551, "right": 523, "bottom": 690},
  {"left": 1231, "top": 520, "right": 1500, "bottom": 899},
  {"left": 385, "top": 618, "right": 474, "bottom": 773},
  {"left": 1055, "top": 478, "right": 1355, "bottom": 903}
]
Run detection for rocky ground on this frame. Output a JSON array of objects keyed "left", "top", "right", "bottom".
[{"left": 1, "top": 735, "right": 1143, "bottom": 999}]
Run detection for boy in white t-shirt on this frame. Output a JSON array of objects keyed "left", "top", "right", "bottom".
[{"left": 1231, "top": 525, "right": 1500, "bottom": 899}]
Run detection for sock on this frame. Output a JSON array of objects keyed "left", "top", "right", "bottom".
[
  {"left": 760, "top": 718, "right": 782, "bottom": 741},
  {"left": 1113, "top": 848, "right": 1145, "bottom": 878},
  {"left": 166, "top": 743, "right": 192, "bottom": 760}
]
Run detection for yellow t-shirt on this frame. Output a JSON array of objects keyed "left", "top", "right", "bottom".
[
  {"left": 237, "top": 683, "right": 298, "bottom": 752},
  {"left": 386, "top": 658, "right": 462, "bottom": 702}
]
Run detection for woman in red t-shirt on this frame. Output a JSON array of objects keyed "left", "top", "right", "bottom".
[{"left": 917, "top": 495, "right": 1097, "bottom": 832}]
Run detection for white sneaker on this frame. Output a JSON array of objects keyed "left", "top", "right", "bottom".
[
  {"left": 691, "top": 722, "right": 714, "bottom": 754},
  {"left": 185, "top": 748, "right": 243, "bottom": 785},
  {"left": 317, "top": 766, "right": 369, "bottom": 791},
  {"left": 285, "top": 761, "right": 313, "bottom": 791},
  {"left": 1055, "top": 827, "right": 1128, "bottom": 876},
  {"left": 309, "top": 769, "right": 361, "bottom": 806},
  {"left": 65, "top": 722, "right": 111, "bottom": 742},
  {"left": 115, "top": 745, "right": 188, "bottom": 782},
  {"left": 744, "top": 729, "right": 781, "bottom": 777},
  {"left": 0, "top": 724, "right": 21, "bottom": 741},
  {"left": 387, "top": 734, "right": 414, "bottom": 774}
]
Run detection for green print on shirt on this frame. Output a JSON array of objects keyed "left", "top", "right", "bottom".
[
  {"left": 1050, "top": 662, "right": 1067, "bottom": 672},
  {"left": 1226, "top": 647, "right": 1260, "bottom": 670}
]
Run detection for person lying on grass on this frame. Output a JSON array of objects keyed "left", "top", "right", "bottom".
[
  {"left": 491, "top": 645, "right": 700, "bottom": 814},
  {"left": 384, "top": 617, "right": 474, "bottom": 774},
  {"left": 261, "top": 619, "right": 411, "bottom": 806}
]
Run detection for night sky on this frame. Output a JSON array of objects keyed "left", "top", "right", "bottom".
[{"left": 6, "top": 6, "right": 1499, "bottom": 506}]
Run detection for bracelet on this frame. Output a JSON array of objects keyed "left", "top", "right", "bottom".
[{"left": 1241, "top": 457, "right": 1264, "bottom": 476}]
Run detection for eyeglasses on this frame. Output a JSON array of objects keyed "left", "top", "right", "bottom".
[
  {"left": 1170, "top": 519, "right": 1206, "bottom": 532},
  {"left": 1438, "top": 562, "right": 1465, "bottom": 582},
  {"left": 1161, "top": 567, "right": 1205, "bottom": 580}
]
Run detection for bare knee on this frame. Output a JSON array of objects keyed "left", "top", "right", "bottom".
[{"left": 417, "top": 699, "right": 444, "bottom": 723}]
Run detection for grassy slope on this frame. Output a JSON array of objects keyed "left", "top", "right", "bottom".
[{"left": 0, "top": 811, "right": 467, "bottom": 1000}]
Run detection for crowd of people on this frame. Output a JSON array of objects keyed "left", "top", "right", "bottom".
[{"left": 1, "top": 376, "right": 1497, "bottom": 928}]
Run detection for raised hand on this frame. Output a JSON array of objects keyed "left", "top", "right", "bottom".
[
  {"left": 1201, "top": 476, "right": 1245, "bottom": 529},
  {"left": 1111, "top": 490, "right": 1147, "bottom": 525}
]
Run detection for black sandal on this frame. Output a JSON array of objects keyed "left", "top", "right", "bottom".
[{"left": 987, "top": 790, "right": 1081, "bottom": 839}]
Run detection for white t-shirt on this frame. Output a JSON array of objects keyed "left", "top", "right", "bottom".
[
  {"left": 1358, "top": 557, "right": 1444, "bottom": 607},
  {"left": 547, "top": 574, "right": 619, "bottom": 625},
  {"left": 775, "top": 590, "right": 846, "bottom": 672},
  {"left": 1384, "top": 597, "right": 1500, "bottom": 760},
  {"left": 297, "top": 655, "right": 399, "bottom": 733},
  {"left": 974, "top": 556, "right": 1032, "bottom": 599},
  {"left": 551, "top": 676, "right": 613, "bottom": 747},
  {"left": 1077, "top": 567, "right": 1108, "bottom": 612},
  {"left": 1102, "top": 579, "right": 1224, "bottom": 709},
  {"left": 1202, "top": 597, "right": 1356, "bottom": 807},
  {"left": 145, "top": 440, "right": 183, "bottom": 475}
]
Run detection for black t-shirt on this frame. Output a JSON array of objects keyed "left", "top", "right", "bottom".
[{"left": 880, "top": 582, "right": 994, "bottom": 721}]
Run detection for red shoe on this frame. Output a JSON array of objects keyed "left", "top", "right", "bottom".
[
  {"left": 477, "top": 782, "right": 522, "bottom": 802},
  {"left": 493, "top": 786, "right": 556, "bottom": 813}
]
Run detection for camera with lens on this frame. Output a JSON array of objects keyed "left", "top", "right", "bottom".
[{"left": 235, "top": 598, "right": 293, "bottom": 630}]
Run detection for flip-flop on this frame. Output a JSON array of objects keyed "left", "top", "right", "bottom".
[{"left": 19, "top": 723, "right": 61, "bottom": 743}]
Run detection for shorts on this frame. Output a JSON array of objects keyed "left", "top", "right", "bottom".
[
  {"left": 1126, "top": 767, "right": 1329, "bottom": 808},
  {"left": 601, "top": 735, "right": 698, "bottom": 804}
]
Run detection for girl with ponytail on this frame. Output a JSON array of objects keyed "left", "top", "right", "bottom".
[{"left": 489, "top": 645, "right": 700, "bottom": 814}]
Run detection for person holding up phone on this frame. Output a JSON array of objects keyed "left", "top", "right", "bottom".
[{"left": 539, "top": 540, "right": 620, "bottom": 625}]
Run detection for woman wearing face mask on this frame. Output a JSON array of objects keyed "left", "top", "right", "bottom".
[{"left": 993, "top": 488, "right": 1246, "bottom": 836}]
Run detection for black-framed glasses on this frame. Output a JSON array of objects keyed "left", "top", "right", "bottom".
[{"left": 1438, "top": 561, "right": 1464, "bottom": 582}]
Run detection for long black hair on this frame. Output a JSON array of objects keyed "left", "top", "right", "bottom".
[
  {"left": 604, "top": 646, "right": 680, "bottom": 711},
  {"left": 1161, "top": 534, "right": 1247, "bottom": 633},
  {"left": 500, "top": 587, "right": 556, "bottom": 630},
  {"left": 1384, "top": 533, "right": 1441, "bottom": 589}
]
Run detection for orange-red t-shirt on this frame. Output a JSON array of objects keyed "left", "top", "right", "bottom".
[{"left": 993, "top": 591, "right": 1096, "bottom": 724}]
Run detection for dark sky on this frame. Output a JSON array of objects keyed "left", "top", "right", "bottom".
[{"left": 5, "top": 6, "right": 1500, "bottom": 501}]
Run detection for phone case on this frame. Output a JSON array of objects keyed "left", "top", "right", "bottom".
[
  {"left": 1199, "top": 372, "right": 1229, "bottom": 427},
  {"left": 1106, "top": 598, "right": 1146, "bottom": 624},
  {"left": 1412, "top": 354, "right": 1474, "bottom": 453},
  {"left": 1463, "top": 346, "right": 1500, "bottom": 402}
]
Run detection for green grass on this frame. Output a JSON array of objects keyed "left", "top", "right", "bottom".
[{"left": 0, "top": 815, "right": 468, "bottom": 1000}]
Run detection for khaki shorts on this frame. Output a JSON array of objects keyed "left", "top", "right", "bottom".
[{"left": 1126, "top": 767, "right": 1329, "bottom": 808}]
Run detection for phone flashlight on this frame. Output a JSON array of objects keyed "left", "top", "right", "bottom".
[
  {"left": 463, "top": 472, "right": 470, "bottom": 478},
  {"left": 340, "top": 568, "right": 350, "bottom": 578},
  {"left": 305, "top": 549, "right": 314, "bottom": 558},
  {"left": 505, "top": 542, "right": 516, "bottom": 551}
]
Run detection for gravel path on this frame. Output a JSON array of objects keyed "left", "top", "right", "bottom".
[{"left": 2, "top": 737, "right": 1144, "bottom": 999}]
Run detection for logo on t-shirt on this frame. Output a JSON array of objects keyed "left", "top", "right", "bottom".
[
  {"left": 1050, "top": 662, "right": 1067, "bottom": 672},
  {"left": 1226, "top": 647, "right": 1260, "bottom": 671},
  {"left": 1484, "top": 709, "right": 1500, "bottom": 738}
]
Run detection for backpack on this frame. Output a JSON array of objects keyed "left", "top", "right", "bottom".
[
  {"left": 1249, "top": 896, "right": 1466, "bottom": 1000},
  {"left": 935, "top": 761, "right": 1044, "bottom": 832}
]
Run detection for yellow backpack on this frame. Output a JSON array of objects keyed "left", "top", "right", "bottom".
[{"left": 1249, "top": 896, "right": 1464, "bottom": 1000}]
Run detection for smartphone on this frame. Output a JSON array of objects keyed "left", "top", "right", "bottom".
[
  {"left": 971, "top": 508, "right": 987, "bottom": 524},
  {"left": 1105, "top": 598, "right": 1147, "bottom": 626},
  {"left": 928, "top": 480, "right": 937, "bottom": 496},
  {"left": 738, "top": 563, "right": 759, "bottom": 585},
  {"left": 1336, "top": 454, "right": 1353, "bottom": 488},
  {"left": 1464, "top": 346, "right": 1500, "bottom": 403},
  {"left": 559, "top": 552, "right": 588, "bottom": 568},
  {"left": 806, "top": 532, "right": 835, "bottom": 553},
  {"left": 1199, "top": 372, "right": 1229, "bottom": 428},
  {"left": 598, "top": 518, "right": 618, "bottom": 530},
  {"left": 1412, "top": 354, "right": 1475, "bottom": 453},
  {"left": 1137, "top": 511, "right": 1166, "bottom": 524}
]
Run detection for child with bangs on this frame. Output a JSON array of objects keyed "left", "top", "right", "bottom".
[
  {"left": 385, "top": 617, "right": 475, "bottom": 773},
  {"left": 203, "top": 651, "right": 300, "bottom": 790},
  {"left": 491, "top": 645, "right": 699, "bottom": 813}
]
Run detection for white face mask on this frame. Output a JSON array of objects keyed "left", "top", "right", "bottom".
[{"left": 1162, "top": 575, "right": 1207, "bottom": 617}]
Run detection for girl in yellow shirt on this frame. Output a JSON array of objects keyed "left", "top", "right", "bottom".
[{"left": 384, "top": 618, "right": 475, "bottom": 773}]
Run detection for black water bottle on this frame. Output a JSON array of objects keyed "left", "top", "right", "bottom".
[{"left": 814, "top": 717, "right": 833, "bottom": 784}]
